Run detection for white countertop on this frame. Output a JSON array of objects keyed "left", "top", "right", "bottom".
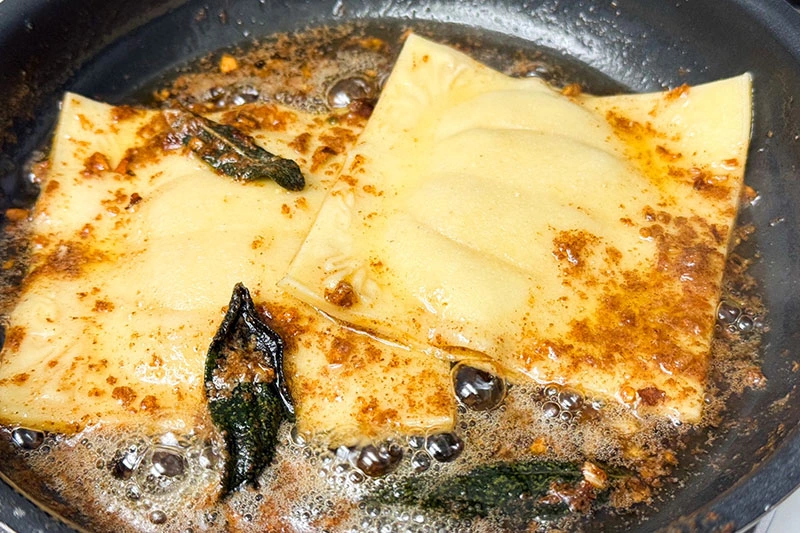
[{"left": 760, "top": 485, "right": 800, "bottom": 533}]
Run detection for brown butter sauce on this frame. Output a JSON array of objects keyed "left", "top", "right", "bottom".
[{"left": 0, "top": 22, "right": 766, "bottom": 533}]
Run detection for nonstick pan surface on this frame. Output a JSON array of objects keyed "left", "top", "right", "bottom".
[{"left": 1, "top": 1, "right": 800, "bottom": 531}]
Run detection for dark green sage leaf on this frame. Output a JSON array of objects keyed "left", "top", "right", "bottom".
[
  {"left": 164, "top": 108, "right": 305, "bottom": 191},
  {"left": 205, "top": 283, "right": 294, "bottom": 496},
  {"left": 370, "top": 460, "right": 600, "bottom": 525},
  {"left": 207, "top": 382, "right": 284, "bottom": 496}
]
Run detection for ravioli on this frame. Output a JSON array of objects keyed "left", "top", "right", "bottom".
[
  {"left": 0, "top": 93, "right": 455, "bottom": 442},
  {"left": 282, "top": 35, "right": 753, "bottom": 422}
]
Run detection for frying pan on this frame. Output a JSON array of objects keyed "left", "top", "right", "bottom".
[{"left": 1, "top": 0, "right": 800, "bottom": 531}]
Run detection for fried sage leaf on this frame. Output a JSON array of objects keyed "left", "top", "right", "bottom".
[
  {"left": 205, "top": 283, "right": 294, "bottom": 495},
  {"left": 164, "top": 108, "right": 305, "bottom": 191},
  {"left": 370, "top": 460, "right": 602, "bottom": 525}
]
